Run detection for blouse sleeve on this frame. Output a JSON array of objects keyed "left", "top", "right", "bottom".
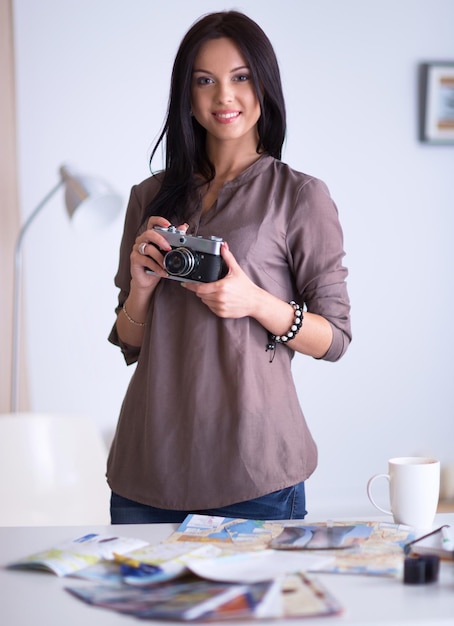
[
  {"left": 108, "top": 178, "right": 160, "bottom": 364},
  {"left": 287, "top": 177, "right": 352, "bottom": 362}
]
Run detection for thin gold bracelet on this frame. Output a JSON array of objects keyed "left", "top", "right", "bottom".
[{"left": 122, "top": 303, "right": 146, "bottom": 327}]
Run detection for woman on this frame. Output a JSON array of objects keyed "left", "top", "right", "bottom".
[{"left": 107, "top": 11, "right": 351, "bottom": 523}]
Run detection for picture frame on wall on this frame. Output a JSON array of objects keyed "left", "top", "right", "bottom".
[{"left": 420, "top": 62, "right": 454, "bottom": 144}]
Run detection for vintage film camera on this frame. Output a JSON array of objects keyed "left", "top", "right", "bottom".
[{"left": 146, "top": 225, "right": 228, "bottom": 283}]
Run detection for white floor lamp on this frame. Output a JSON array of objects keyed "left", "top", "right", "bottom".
[{"left": 11, "top": 164, "right": 122, "bottom": 412}]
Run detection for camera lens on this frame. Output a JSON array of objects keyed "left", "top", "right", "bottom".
[{"left": 164, "top": 248, "right": 196, "bottom": 277}]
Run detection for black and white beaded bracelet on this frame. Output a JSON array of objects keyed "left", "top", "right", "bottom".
[{"left": 266, "top": 301, "right": 304, "bottom": 360}]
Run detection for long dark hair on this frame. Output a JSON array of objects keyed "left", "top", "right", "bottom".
[{"left": 145, "top": 11, "right": 286, "bottom": 223}]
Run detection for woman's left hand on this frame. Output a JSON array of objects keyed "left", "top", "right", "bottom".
[
  {"left": 183, "top": 241, "right": 333, "bottom": 357},
  {"left": 181, "top": 242, "right": 260, "bottom": 319}
]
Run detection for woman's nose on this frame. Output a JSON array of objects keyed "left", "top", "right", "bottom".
[{"left": 215, "top": 80, "right": 234, "bottom": 103}]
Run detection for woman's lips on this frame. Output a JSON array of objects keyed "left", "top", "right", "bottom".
[{"left": 212, "top": 111, "right": 241, "bottom": 123}]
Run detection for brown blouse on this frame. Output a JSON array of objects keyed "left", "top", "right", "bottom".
[{"left": 107, "top": 155, "right": 351, "bottom": 510}]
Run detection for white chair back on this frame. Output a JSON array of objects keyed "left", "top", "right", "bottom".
[{"left": 0, "top": 413, "right": 111, "bottom": 526}]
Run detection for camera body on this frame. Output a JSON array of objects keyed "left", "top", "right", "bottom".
[{"left": 149, "top": 225, "right": 228, "bottom": 283}]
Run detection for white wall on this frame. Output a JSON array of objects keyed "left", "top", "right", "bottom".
[{"left": 12, "top": 0, "right": 454, "bottom": 517}]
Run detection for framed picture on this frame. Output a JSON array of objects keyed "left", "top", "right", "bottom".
[{"left": 420, "top": 62, "right": 454, "bottom": 144}]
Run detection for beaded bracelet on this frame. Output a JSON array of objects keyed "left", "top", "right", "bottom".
[
  {"left": 266, "top": 301, "right": 304, "bottom": 360},
  {"left": 122, "top": 303, "right": 146, "bottom": 327}
]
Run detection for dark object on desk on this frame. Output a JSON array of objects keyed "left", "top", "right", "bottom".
[{"left": 404, "top": 555, "right": 440, "bottom": 584}]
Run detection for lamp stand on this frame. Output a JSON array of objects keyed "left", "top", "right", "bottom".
[{"left": 11, "top": 180, "right": 64, "bottom": 412}]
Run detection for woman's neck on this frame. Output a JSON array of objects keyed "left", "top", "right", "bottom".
[
  {"left": 199, "top": 152, "right": 263, "bottom": 214},
  {"left": 197, "top": 135, "right": 263, "bottom": 213},
  {"left": 205, "top": 135, "right": 262, "bottom": 184}
]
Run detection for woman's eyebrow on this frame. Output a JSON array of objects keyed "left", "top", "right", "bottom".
[{"left": 192, "top": 65, "right": 249, "bottom": 74}]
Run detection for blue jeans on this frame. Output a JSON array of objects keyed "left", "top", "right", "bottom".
[{"left": 110, "top": 482, "right": 307, "bottom": 524}]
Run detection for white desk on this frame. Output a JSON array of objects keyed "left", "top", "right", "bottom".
[{"left": 1, "top": 515, "right": 454, "bottom": 625}]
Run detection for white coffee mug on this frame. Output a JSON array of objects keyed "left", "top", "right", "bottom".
[{"left": 367, "top": 457, "right": 440, "bottom": 529}]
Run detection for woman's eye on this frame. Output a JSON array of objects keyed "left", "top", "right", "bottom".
[
  {"left": 234, "top": 74, "right": 250, "bottom": 82},
  {"left": 196, "top": 77, "right": 214, "bottom": 86}
]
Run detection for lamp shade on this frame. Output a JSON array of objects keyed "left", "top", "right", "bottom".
[{"left": 60, "top": 164, "right": 123, "bottom": 230}]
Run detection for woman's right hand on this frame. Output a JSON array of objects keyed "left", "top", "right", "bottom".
[
  {"left": 117, "top": 217, "right": 189, "bottom": 345},
  {"left": 130, "top": 217, "right": 189, "bottom": 290}
]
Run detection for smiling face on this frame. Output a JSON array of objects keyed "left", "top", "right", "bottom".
[{"left": 190, "top": 37, "right": 261, "bottom": 151}]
